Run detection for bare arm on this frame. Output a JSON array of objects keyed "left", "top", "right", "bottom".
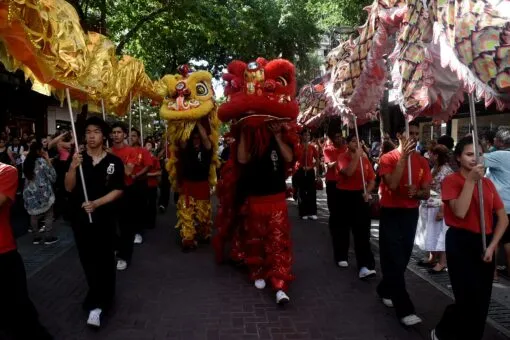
[
  {"left": 448, "top": 179, "right": 476, "bottom": 219},
  {"left": 48, "top": 133, "right": 66, "bottom": 149},
  {"left": 237, "top": 132, "right": 250, "bottom": 164},
  {"left": 197, "top": 123, "right": 212, "bottom": 150},
  {"left": 93, "top": 189, "right": 123, "bottom": 208},
  {"left": 341, "top": 150, "right": 363, "bottom": 177},
  {"left": 489, "top": 208, "right": 509, "bottom": 250},
  {"left": 65, "top": 153, "right": 81, "bottom": 192},
  {"left": 275, "top": 134, "right": 293, "bottom": 163}
]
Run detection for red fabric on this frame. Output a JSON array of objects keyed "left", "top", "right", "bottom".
[
  {"left": 295, "top": 143, "right": 318, "bottom": 169},
  {"left": 229, "top": 193, "right": 293, "bottom": 291},
  {"left": 323, "top": 144, "right": 347, "bottom": 181},
  {"left": 111, "top": 145, "right": 137, "bottom": 186},
  {"left": 0, "top": 164, "right": 18, "bottom": 254},
  {"left": 379, "top": 149, "right": 432, "bottom": 208},
  {"left": 147, "top": 155, "right": 161, "bottom": 188},
  {"left": 132, "top": 147, "right": 153, "bottom": 176},
  {"left": 442, "top": 173, "right": 504, "bottom": 234},
  {"left": 182, "top": 180, "right": 210, "bottom": 201},
  {"left": 336, "top": 153, "right": 375, "bottom": 191}
]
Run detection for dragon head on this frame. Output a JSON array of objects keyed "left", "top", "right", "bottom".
[{"left": 218, "top": 58, "right": 299, "bottom": 125}]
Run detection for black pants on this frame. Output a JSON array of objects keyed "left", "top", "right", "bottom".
[
  {"left": 292, "top": 168, "right": 317, "bottom": 217},
  {"left": 435, "top": 228, "right": 494, "bottom": 340},
  {"left": 147, "top": 186, "right": 158, "bottom": 229},
  {"left": 72, "top": 217, "right": 116, "bottom": 312},
  {"left": 325, "top": 180, "right": 337, "bottom": 213},
  {"left": 0, "top": 250, "right": 52, "bottom": 340},
  {"left": 330, "top": 189, "right": 375, "bottom": 270},
  {"left": 158, "top": 162, "right": 170, "bottom": 209},
  {"left": 118, "top": 181, "right": 146, "bottom": 263},
  {"left": 377, "top": 207, "right": 419, "bottom": 318}
]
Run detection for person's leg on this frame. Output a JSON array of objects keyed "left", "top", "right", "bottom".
[
  {"left": 335, "top": 190, "right": 352, "bottom": 264},
  {"left": 328, "top": 188, "right": 344, "bottom": 264},
  {"left": 0, "top": 250, "right": 52, "bottom": 340},
  {"left": 147, "top": 187, "right": 158, "bottom": 229},
  {"left": 117, "top": 191, "right": 136, "bottom": 264},
  {"left": 377, "top": 208, "right": 393, "bottom": 300},
  {"left": 158, "top": 165, "right": 170, "bottom": 210},
  {"left": 133, "top": 181, "right": 148, "bottom": 235},
  {"left": 176, "top": 195, "right": 198, "bottom": 249},
  {"left": 95, "top": 219, "right": 117, "bottom": 312},
  {"left": 196, "top": 198, "right": 212, "bottom": 242},
  {"left": 30, "top": 214, "right": 41, "bottom": 243},
  {"left": 72, "top": 222, "right": 98, "bottom": 310},
  {"left": 326, "top": 180, "right": 336, "bottom": 213},
  {"left": 352, "top": 193, "right": 375, "bottom": 270},
  {"left": 307, "top": 169, "right": 318, "bottom": 216},
  {"left": 244, "top": 202, "right": 267, "bottom": 282},
  {"left": 390, "top": 209, "right": 418, "bottom": 318},
  {"left": 43, "top": 207, "right": 55, "bottom": 242},
  {"left": 293, "top": 169, "right": 305, "bottom": 217}
]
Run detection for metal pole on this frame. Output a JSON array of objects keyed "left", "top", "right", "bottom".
[
  {"left": 469, "top": 93, "right": 487, "bottom": 251},
  {"left": 101, "top": 99, "right": 109, "bottom": 148},
  {"left": 128, "top": 92, "right": 133, "bottom": 143},
  {"left": 405, "top": 118, "right": 412, "bottom": 185},
  {"left": 138, "top": 95, "right": 144, "bottom": 146},
  {"left": 430, "top": 124, "right": 434, "bottom": 141},
  {"left": 353, "top": 116, "right": 367, "bottom": 195},
  {"left": 65, "top": 89, "right": 93, "bottom": 223}
]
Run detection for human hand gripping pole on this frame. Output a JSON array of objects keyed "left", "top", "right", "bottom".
[{"left": 65, "top": 89, "right": 93, "bottom": 223}]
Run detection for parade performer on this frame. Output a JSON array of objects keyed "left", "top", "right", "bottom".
[
  {"left": 156, "top": 65, "right": 220, "bottom": 251},
  {"left": 213, "top": 58, "right": 300, "bottom": 304}
]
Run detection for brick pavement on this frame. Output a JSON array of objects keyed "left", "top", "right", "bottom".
[{"left": 20, "top": 195, "right": 508, "bottom": 340}]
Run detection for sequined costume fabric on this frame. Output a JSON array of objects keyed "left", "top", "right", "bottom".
[{"left": 230, "top": 193, "right": 294, "bottom": 292}]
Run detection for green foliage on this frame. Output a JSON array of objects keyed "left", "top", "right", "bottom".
[{"left": 305, "top": 0, "right": 372, "bottom": 31}]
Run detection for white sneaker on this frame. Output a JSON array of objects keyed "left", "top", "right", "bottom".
[
  {"left": 359, "top": 267, "right": 377, "bottom": 279},
  {"left": 430, "top": 329, "right": 439, "bottom": 340},
  {"left": 301, "top": 216, "right": 308, "bottom": 220},
  {"left": 310, "top": 215, "right": 318, "bottom": 220},
  {"left": 401, "top": 314, "right": 422, "bottom": 326},
  {"left": 134, "top": 234, "right": 143, "bottom": 244},
  {"left": 382, "top": 298, "right": 394, "bottom": 308},
  {"left": 254, "top": 279, "right": 266, "bottom": 290},
  {"left": 87, "top": 308, "right": 102, "bottom": 328},
  {"left": 116, "top": 259, "right": 127, "bottom": 271},
  {"left": 337, "top": 261, "right": 349, "bottom": 268},
  {"left": 276, "top": 290, "right": 290, "bottom": 305}
]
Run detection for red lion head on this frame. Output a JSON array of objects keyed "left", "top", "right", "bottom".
[{"left": 218, "top": 58, "right": 299, "bottom": 123}]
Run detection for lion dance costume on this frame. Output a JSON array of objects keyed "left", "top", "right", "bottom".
[
  {"left": 213, "top": 58, "right": 300, "bottom": 304},
  {"left": 157, "top": 65, "right": 220, "bottom": 250}
]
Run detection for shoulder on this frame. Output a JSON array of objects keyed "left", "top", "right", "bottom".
[
  {"left": 380, "top": 149, "right": 398, "bottom": 163},
  {"left": 106, "top": 153, "right": 124, "bottom": 166},
  {"left": 443, "top": 172, "right": 461, "bottom": 184},
  {"left": 0, "top": 163, "right": 17, "bottom": 178}
]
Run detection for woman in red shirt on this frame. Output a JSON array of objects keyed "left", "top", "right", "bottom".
[
  {"left": 432, "top": 136, "right": 508, "bottom": 340},
  {"left": 292, "top": 129, "right": 320, "bottom": 220},
  {"left": 334, "top": 134, "right": 376, "bottom": 278}
]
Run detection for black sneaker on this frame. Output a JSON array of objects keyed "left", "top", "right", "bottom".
[
  {"left": 44, "top": 237, "right": 59, "bottom": 245},
  {"left": 33, "top": 237, "right": 43, "bottom": 245}
]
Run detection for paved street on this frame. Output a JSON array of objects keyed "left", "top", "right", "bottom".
[{"left": 16, "top": 194, "right": 509, "bottom": 340}]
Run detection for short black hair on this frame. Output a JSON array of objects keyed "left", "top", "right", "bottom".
[
  {"left": 437, "top": 134, "right": 454, "bottom": 150},
  {"left": 111, "top": 122, "right": 128, "bottom": 134},
  {"left": 453, "top": 136, "right": 474, "bottom": 161},
  {"left": 396, "top": 120, "right": 419, "bottom": 134},
  {"left": 131, "top": 128, "right": 141, "bottom": 137},
  {"left": 85, "top": 116, "right": 110, "bottom": 136},
  {"left": 345, "top": 134, "right": 356, "bottom": 143}
]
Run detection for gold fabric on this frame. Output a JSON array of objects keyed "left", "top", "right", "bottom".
[{"left": 176, "top": 196, "right": 212, "bottom": 243}]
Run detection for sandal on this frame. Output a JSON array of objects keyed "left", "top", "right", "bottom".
[{"left": 428, "top": 265, "right": 447, "bottom": 274}]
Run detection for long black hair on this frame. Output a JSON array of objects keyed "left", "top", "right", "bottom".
[{"left": 23, "top": 141, "right": 43, "bottom": 181}]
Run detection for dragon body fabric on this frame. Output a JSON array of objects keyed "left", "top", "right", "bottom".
[
  {"left": 156, "top": 66, "right": 220, "bottom": 248},
  {"left": 326, "top": 0, "right": 510, "bottom": 122},
  {"left": 213, "top": 58, "right": 300, "bottom": 292}
]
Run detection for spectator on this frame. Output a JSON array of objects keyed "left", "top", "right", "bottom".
[{"left": 23, "top": 141, "right": 58, "bottom": 244}]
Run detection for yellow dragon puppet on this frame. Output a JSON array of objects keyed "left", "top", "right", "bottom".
[{"left": 157, "top": 65, "right": 220, "bottom": 251}]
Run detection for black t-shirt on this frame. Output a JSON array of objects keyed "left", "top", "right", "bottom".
[
  {"left": 68, "top": 151, "right": 125, "bottom": 223},
  {"left": 242, "top": 137, "right": 287, "bottom": 197},
  {"left": 180, "top": 145, "right": 212, "bottom": 182}
]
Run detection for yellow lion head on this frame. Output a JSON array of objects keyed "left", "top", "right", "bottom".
[{"left": 157, "top": 69, "right": 215, "bottom": 122}]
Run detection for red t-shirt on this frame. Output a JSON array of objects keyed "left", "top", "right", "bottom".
[
  {"left": 132, "top": 147, "right": 153, "bottom": 176},
  {"left": 111, "top": 145, "right": 137, "bottom": 186},
  {"left": 442, "top": 172, "right": 504, "bottom": 234},
  {"left": 336, "top": 153, "right": 375, "bottom": 191},
  {"left": 323, "top": 143, "right": 347, "bottom": 181},
  {"left": 295, "top": 144, "right": 319, "bottom": 169},
  {"left": 147, "top": 155, "right": 161, "bottom": 188},
  {"left": 379, "top": 149, "right": 432, "bottom": 208},
  {"left": 0, "top": 164, "right": 18, "bottom": 254}
]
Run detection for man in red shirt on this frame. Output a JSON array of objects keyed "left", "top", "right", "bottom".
[
  {"left": 145, "top": 141, "right": 161, "bottom": 229},
  {"left": 323, "top": 129, "right": 346, "bottom": 218},
  {"left": 376, "top": 121, "right": 431, "bottom": 326},
  {"left": 111, "top": 123, "right": 138, "bottom": 271},
  {"left": 129, "top": 128, "right": 152, "bottom": 244},
  {"left": 0, "top": 162, "right": 52, "bottom": 339}
]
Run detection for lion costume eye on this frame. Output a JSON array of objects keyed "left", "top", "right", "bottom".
[
  {"left": 196, "top": 82, "right": 209, "bottom": 96},
  {"left": 276, "top": 76, "right": 288, "bottom": 87}
]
